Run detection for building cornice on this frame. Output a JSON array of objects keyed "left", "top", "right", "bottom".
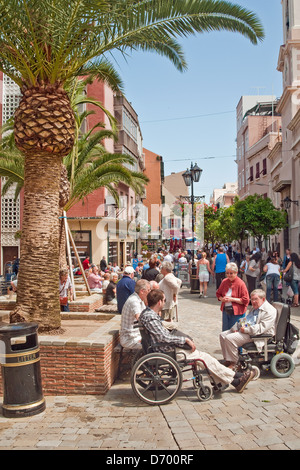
[
  {"left": 287, "top": 107, "right": 300, "bottom": 131},
  {"left": 276, "top": 86, "right": 298, "bottom": 113},
  {"left": 268, "top": 141, "right": 282, "bottom": 161}
]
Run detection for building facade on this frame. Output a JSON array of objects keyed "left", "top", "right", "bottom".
[
  {"left": 141, "top": 148, "right": 164, "bottom": 250},
  {"left": 210, "top": 182, "right": 238, "bottom": 208},
  {"left": 67, "top": 85, "right": 145, "bottom": 268},
  {"left": 0, "top": 75, "right": 148, "bottom": 272},
  {"left": 235, "top": 1, "right": 300, "bottom": 254},
  {"left": 275, "top": 0, "right": 300, "bottom": 252}
]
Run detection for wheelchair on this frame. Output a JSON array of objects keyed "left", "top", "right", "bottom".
[
  {"left": 130, "top": 324, "right": 224, "bottom": 406},
  {"left": 237, "top": 302, "right": 299, "bottom": 380}
]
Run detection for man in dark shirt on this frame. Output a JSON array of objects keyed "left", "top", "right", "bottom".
[{"left": 116, "top": 266, "right": 136, "bottom": 313}]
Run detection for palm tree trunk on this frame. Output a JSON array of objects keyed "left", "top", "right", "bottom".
[
  {"left": 58, "top": 164, "right": 70, "bottom": 270},
  {"left": 11, "top": 153, "right": 62, "bottom": 331}
]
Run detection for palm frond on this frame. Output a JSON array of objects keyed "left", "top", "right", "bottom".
[{"left": 0, "top": 0, "right": 264, "bottom": 87}]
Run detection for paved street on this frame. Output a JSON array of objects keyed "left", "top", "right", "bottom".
[{"left": 0, "top": 282, "right": 300, "bottom": 451}]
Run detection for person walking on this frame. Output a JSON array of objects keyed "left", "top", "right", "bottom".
[
  {"left": 212, "top": 247, "right": 230, "bottom": 289},
  {"left": 159, "top": 261, "right": 182, "bottom": 321},
  {"left": 282, "top": 252, "right": 300, "bottom": 307},
  {"left": 245, "top": 252, "right": 261, "bottom": 298},
  {"left": 197, "top": 252, "right": 213, "bottom": 298},
  {"left": 263, "top": 256, "right": 281, "bottom": 303}
]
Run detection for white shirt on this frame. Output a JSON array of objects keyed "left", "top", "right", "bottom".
[
  {"left": 225, "top": 287, "right": 232, "bottom": 306},
  {"left": 59, "top": 276, "right": 72, "bottom": 297},
  {"left": 265, "top": 263, "right": 280, "bottom": 276},
  {"left": 120, "top": 293, "right": 145, "bottom": 348}
]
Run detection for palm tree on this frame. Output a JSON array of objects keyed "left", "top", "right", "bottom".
[
  {"left": 0, "top": 0, "right": 264, "bottom": 331},
  {"left": 0, "top": 111, "right": 148, "bottom": 268}
]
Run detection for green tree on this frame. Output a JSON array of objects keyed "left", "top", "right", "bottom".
[
  {"left": 233, "top": 195, "right": 287, "bottom": 250},
  {"left": 0, "top": 0, "right": 264, "bottom": 330}
]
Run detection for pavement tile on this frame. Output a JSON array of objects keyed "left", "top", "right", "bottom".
[{"left": 0, "top": 284, "right": 299, "bottom": 450}]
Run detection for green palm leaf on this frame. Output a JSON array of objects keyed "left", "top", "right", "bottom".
[{"left": 0, "top": 0, "right": 264, "bottom": 88}]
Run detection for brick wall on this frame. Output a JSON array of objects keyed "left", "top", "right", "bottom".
[
  {"left": 0, "top": 316, "right": 121, "bottom": 396},
  {"left": 39, "top": 337, "right": 119, "bottom": 395}
]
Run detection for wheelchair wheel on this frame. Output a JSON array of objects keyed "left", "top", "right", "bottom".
[
  {"left": 270, "top": 353, "right": 295, "bottom": 378},
  {"left": 251, "top": 365, "right": 260, "bottom": 380},
  {"left": 196, "top": 385, "right": 213, "bottom": 402},
  {"left": 131, "top": 353, "right": 183, "bottom": 405}
]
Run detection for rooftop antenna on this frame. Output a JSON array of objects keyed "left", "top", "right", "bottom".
[{"left": 251, "top": 86, "right": 266, "bottom": 97}]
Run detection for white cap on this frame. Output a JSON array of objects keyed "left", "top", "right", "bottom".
[{"left": 124, "top": 266, "right": 134, "bottom": 274}]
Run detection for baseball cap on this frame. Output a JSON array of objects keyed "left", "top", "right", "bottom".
[{"left": 124, "top": 266, "right": 134, "bottom": 274}]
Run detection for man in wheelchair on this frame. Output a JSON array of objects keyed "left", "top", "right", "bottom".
[
  {"left": 219, "top": 289, "right": 277, "bottom": 369},
  {"left": 139, "top": 289, "right": 255, "bottom": 393}
]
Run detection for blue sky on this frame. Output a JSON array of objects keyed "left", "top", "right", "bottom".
[{"left": 116, "top": 0, "right": 284, "bottom": 202}]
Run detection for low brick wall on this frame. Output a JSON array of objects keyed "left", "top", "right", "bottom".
[
  {"left": 39, "top": 315, "right": 121, "bottom": 395},
  {"left": 69, "top": 294, "right": 104, "bottom": 312},
  {"left": 0, "top": 315, "right": 121, "bottom": 396}
]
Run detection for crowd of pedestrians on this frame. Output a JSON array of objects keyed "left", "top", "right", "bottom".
[{"left": 60, "top": 242, "right": 300, "bottom": 397}]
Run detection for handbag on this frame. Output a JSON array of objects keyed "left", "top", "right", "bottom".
[
  {"left": 59, "top": 296, "right": 68, "bottom": 306},
  {"left": 284, "top": 264, "right": 294, "bottom": 283},
  {"left": 59, "top": 279, "right": 68, "bottom": 306},
  {"left": 224, "top": 306, "right": 234, "bottom": 315}
]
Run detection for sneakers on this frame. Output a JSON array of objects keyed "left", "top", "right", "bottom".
[
  {"left": 199, "top": 292, "right": 208, "bottom": 298},
  {"left": 235, "top": 369, "right": 255, "bottom": 393}
]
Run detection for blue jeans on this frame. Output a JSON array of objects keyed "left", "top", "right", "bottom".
[
  {"left": 266, "top": 274, "right": 280, "bottom": 302},
  {"left": 222, "top": 310, "right": 245, "bottom": 331},
  {"left": 291, "top": 279, "right": 299, "bottom": 295}
]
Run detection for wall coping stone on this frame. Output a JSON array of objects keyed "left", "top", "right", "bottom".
[{"left": 38, "top": 315, "right": 121, "bottom": 348}]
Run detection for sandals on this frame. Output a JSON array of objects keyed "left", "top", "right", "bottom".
[{"left": 291, "top": 303, "right": 300, "bottom": 307}]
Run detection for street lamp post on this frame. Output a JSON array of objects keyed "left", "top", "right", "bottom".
[
  {"left": 182, "top": 163, "right": 203, "bottom": 257},
  {"left": 182, "top": 163, "right": 203, "bottom": 294}
]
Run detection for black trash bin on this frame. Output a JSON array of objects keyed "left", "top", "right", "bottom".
[
  {"left": 0, "top": 322, "right": 46, "bottom": 418},
  {"left": 190, "top": 264, "right": 200, "bottom": 293}
]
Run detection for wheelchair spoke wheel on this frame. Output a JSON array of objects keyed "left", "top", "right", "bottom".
[
  {"left": 196, "top": 385, "right": 213, "bottom": 402},
  {"left": 131, "top": 353, "right": 183, "bottom": 405},
  {"left": 270, "top": 353, "right": 295, "bottom": 378}
]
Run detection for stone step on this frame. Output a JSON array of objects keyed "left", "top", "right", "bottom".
[
  {"left": 61, "top": 311, "right": 115, "bottom": 321},
  {"left": 0, "top": 293, "right": 104, "bottom": 313}
]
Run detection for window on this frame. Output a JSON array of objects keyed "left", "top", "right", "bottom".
[
  {"left": 249, "top": 166, "right": 254, "bottom": 182},
  {"left": 262, "top": 158, "right": 267, "bottom": 176},
  {"left": 122, "top": 108, "right": 137, "bottom": 143},
  {"left": 256, "top": 162, "right": 260, "bottom": 179},
  {"left": 3, "top": 75, "right": 21, "bottom": 124}
]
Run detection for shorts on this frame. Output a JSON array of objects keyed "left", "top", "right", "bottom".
[{"left": 199, "top": 272, "right": 209, "bottom": 282}]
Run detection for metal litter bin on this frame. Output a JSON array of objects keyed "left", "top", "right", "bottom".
[
  {"left": 190, "top": 264, "right": 200, "bottom": 293},
  {"left": 0, "top": 322, "right": 46, "bottom": 418}
]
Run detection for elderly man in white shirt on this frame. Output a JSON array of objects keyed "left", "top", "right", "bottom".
[
  {"left": 120, "top": 279, "right": 151, "bottom": 350},
  {"left": 159, "top": 261, "right": 182, "bottom": 322}
]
